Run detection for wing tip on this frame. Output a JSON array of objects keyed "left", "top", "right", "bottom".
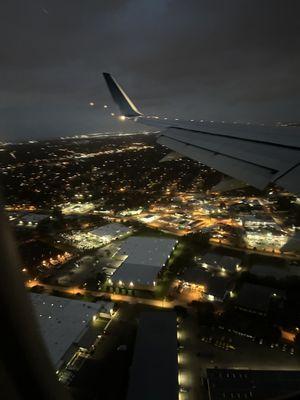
[{"left": 102, "top": 72, "right": 142, "bottom": 117}]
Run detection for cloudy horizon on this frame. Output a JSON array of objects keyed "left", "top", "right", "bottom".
[{"left": 1, "top": 0, "right": 299, "bottom": 140}]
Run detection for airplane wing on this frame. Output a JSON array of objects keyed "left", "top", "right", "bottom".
[{"left": 103, "top": 73, "right": 300, "bottom": 195}]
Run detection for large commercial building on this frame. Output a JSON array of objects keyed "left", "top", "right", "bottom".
[
  {"left": 60, "top": 202, "right": 95, "bottom": 215},
  {"left": 110, "top": 236, "right": 178, "bottom": 290},
  {"left": 31, "top": 293, "right": 113, "bottom": 369},
  {"left": 127, "top": 311, "right": 178, "bottom": 400},
  {"left": 178, "top": 267, "right": 233, "bottom": 302},
  {"left": 236, "top": 283, "right": 284, "bottom": 316},
  {"left": 207, "top": 368, "right": 300, "bottom": 400},
  {"left": 17, "top": 213, "right": 50, "bottom": 228},
  {"left": 62, "top": 222, "right": 133, "bottom": 250},
  {"left": 90, "top": 222, "right": 132, "bottom": 242},
  {"left": 240, "top": 214, "right": 278, "bottom": 229},
  {"left": 250, "top": 263, "right": 300, "bottom": 280},
  {"left": 200, "top": 252, "right": 241, "bottom": 274},
  {"left": 244, "top": 228, "right": 288, "bottom": 251}
]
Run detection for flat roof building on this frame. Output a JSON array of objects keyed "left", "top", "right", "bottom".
[
  {"left": 31, "top": 293, "right": 113, "bottom": 369},
  {"left": 60, "top": 202, "right": 95, "bottom": 215},
  {"left": 241, "top": 214, "right": 278, "bottom": 229},
  {"left": 127, "top": 311, "right": 178, "bottom": 400},
  {"left": 201, "top": 252, "right": 241, "bottom": 274},
  {"left": 207, "top": 368, "right": 300, "bottom": 400},
  {"left": 244, "top": 228, "right": 288, "bottom": 250},
  {"left": 181, "top": 266, "right": 211, "bottom": 286},
  {"left": 180, "top": 267, "right": 233, "bottom": 302},
  {"left": 63, "top": 223, "right": 133, "bottom": 250},
  {"left": 111, "top": 236, "right": 177, "bottom": 289},
  {"left": 18, "top": 213, "right": 49, "bottom": 227},
  {"left": 90, "top": 222, "right": 132, "bottom": 242},
  {"left": 207, "top": 275, "right": 233, "bottom": 302},
  {"left": 236, "top": 283, "right": 284, "bottom": 316},
  {"left": 250, "top": 263, "right": 300, "bottom": 280}
]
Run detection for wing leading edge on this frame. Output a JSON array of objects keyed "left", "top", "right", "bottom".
[{"left": 103, "top": 73, "right": 300, "bottom": 195}]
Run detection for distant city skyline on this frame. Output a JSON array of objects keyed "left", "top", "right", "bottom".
[{"left": 0, "top": 0, "right": 299, "bottom": 140}]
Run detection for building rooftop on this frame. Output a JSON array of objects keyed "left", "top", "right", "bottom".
[
  {"left": 242, "top": 214, "right": 275, "bottom": 222},
  {"left": 17, "top": 213, "right": 49, "bottom": 227},
  {"left": 90, "top": 222, "right": 132, "bottom": 238},
  {"left": 118, "top": 236, "right": 177, "bottom": 267},
  {"left": 181, "top": 267, "right": 232, "bottom": 301},
  {"left": 22, "top": 213, "right": 49, "bottom": 223},
  {"left": 250, "top": 263, "right": 300, "bottom": 280},
  {"left": 207, "top": 368, "right": 300, "bottom": 400},
  {"left": 111, "top": 263, "right": 161, "bottom": 286},
  {"left": 236, "top": 283, "right": 284, "bottom": 314},
  {"left": 201, "top": 252, "right": 241, "bottom": 273},
  {"left": 31, "top": 293, "right": 104, "bottom": 368},
  {"left": 111, "top": 236, "right": 177, "bottom": 286},
  {"left": 181, "top": 266, "right": 211, "bottom": 286},
  {"left": 207, "top": 275, "right": 233, "bottom": 300},
  {"left": 220, "top": 256, "right": 241, "bottom": 273},
  {"left": 127, "top": 311, "right": 178, "bottom": 400}
]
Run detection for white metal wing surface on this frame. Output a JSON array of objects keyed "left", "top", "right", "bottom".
[{"left": 103, "top": 73, "right": 300, "bottom": 195}]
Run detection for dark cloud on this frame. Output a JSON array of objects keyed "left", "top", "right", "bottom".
[{"left": 0, "top": 0, "right": 299, "bottom": 140}]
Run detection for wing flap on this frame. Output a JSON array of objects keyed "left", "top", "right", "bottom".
[
  {"left": 275, "top": 165, "right": 300, "bottom": 194},
  {"left": 157, "top": 135, "right": 274, "bottom": 189},
  {"left": 139, "top": 117, "right": 300, "bottom": 148},
  {"left": 159, "top": 128, "right": 298, "bottom": 172}
]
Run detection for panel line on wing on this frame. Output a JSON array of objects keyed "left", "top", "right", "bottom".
[
  {"left": 162, "top": 126, "right": 300, "bottom": 151},
  {"left": 159, "top": 131, "right": 278, "bottom": 173},
  {"left": 157, "top": 135, "right": 274, "bottom": 189}
]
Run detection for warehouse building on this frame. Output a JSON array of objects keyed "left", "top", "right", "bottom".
[
  {"left": 250, "top": 263, "right": 300, "bottom": 280},
  {"left": 90, "top": 222, "right": 133, "bottom": 243},
  {"left": 241, "top": 214, "right": 278, "bottom": 229},
  {"left": 62, "top": 223, "right": 133, "bottom": 250},
  {"left": 127, "top": 311, "right": 178, "bottom": 400},
  {"left": 18, "top": 213, "right": 50, "bottom": 228},
  {"left": 200, "top": 252, "right": 241, "bottom": 274},
  {"left": 60, "top": 202, "right": 95, "bottom": 215},
  {"left": 206, "top": 275, "right": 233, "bottom": 302},
  {"left": 244, "top": 228, "right": 288, "bottom": 251},
  {"left": 31, "top": 293, "right": 114, "bottom": 370},
  {"left": 236, "top": 283, "right": 284, "bottom": 316},
  {"left": 110, "top": 236, "right": 178, "bottom": 290},
  {"left": 179, "top": 266, "right": 233, "bottom": 302}
]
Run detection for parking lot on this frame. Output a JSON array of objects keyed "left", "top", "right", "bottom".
[
  {"left": 44, "top": 242, "right": 126, "bottom": 289},
  {"left": 177, "top": 309, "right": 300, "bottom": 400}
]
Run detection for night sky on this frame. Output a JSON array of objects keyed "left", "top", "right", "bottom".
[{"left": 0, "top": 0, "right": 299, "bottom": 140}]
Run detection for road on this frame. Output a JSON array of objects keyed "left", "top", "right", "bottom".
[
  {"left": 26, "top": 280, "right": 186, "bottom": 308},
  {"left": 210, "top": 240, "right": 300, "bottom": 260}
]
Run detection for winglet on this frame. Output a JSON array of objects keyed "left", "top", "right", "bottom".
[{"left": 103, "top": 73, "right": 142, "bottom": 117}]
